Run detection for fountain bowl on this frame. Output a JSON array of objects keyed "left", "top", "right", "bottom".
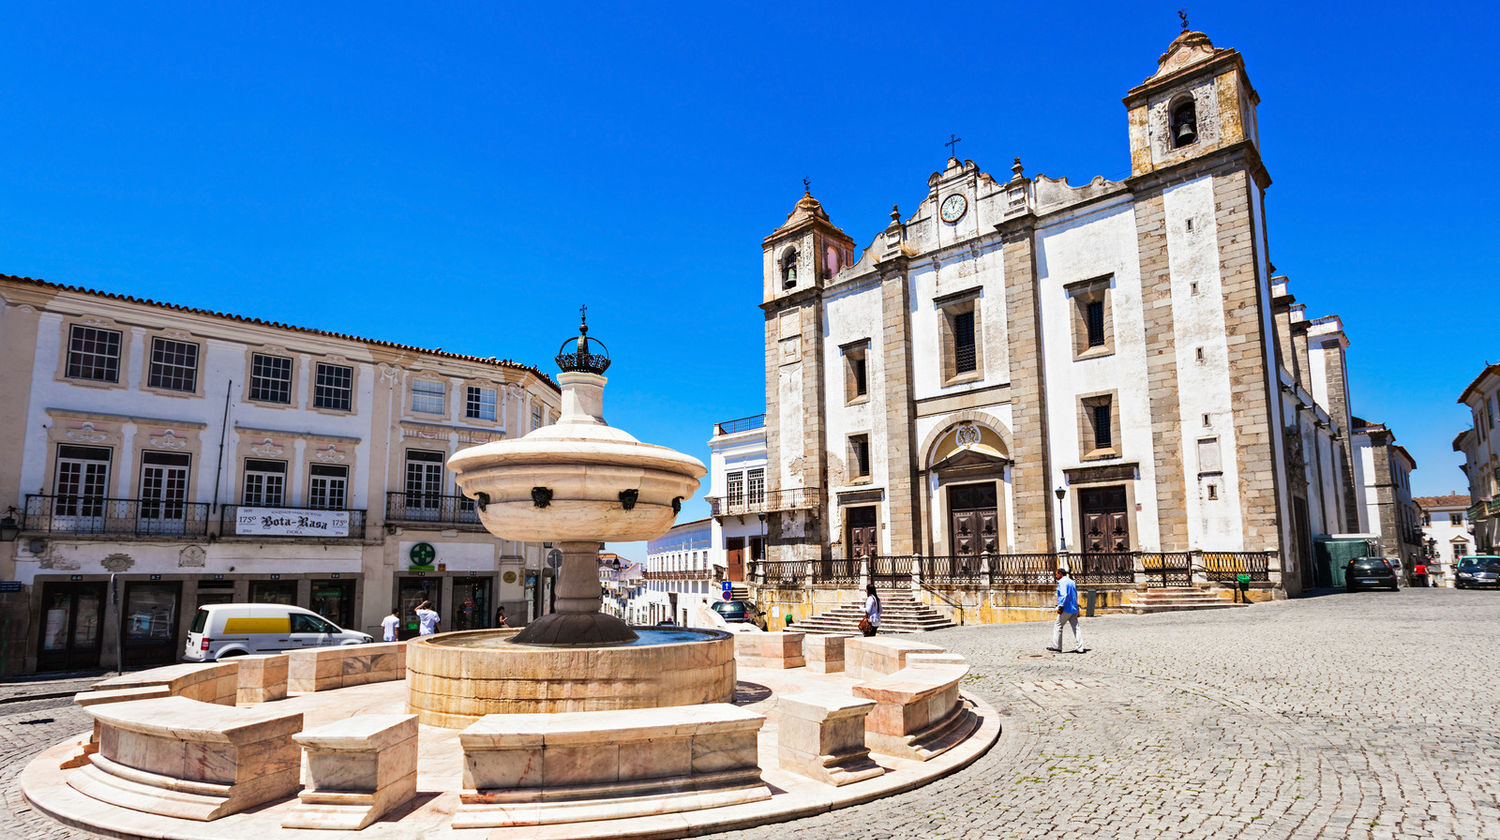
[{"left": 405, "top": 627, "right": 736, "bottom": 728}]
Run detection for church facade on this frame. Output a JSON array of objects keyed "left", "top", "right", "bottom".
[{"left": 757, "top": 29, "right": 1369, "bottom": 596}]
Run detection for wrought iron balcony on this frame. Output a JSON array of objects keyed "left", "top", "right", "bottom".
[
  {"left": 713, "top": 414, "right": 765, "bottom": 436},
  {"left": 707, "top": 486, "right": 820, "bottom": 517},
  {"left": 220, "top": 505, "right": 367, "bottom": 540},
  {"left": 384, "top": 492, "right": 486, "bottom": 530},
  {"left": 22, "top": 494, "right": 211, "bottom": 538}
]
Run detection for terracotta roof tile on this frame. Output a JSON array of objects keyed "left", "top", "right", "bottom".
[{"left": 1414, "top": 493, "right": 1471, "bottom": 509}]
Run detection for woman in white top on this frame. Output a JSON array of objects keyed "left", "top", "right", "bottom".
[{"left": 862, "top": 584, "right": 881, "bottom": 636}]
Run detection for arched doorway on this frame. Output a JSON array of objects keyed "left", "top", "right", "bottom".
[{"left": 924, "top": 420, "right": 1012, "bottom": 568}]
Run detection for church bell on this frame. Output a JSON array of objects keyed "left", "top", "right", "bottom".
[{"left": 1174, "top": 120, "right": 1197, "bottom": 146}]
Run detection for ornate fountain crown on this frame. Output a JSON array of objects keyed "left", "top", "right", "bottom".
[{"left": 555, "top": 305, "right": 611, "bottom": 374}]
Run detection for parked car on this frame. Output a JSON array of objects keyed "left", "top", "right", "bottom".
[
  {"left": 183, "top": 603, "right": 372, "bottom": 661},
  {"left": 711, "top": 599, "right": 767, "bottom": 630},
  {"left": 1454, "top": 556, "right": 1500, "bottom": 589},
  {"left": 1345, "top": 556, "right": 1399, "bottom": 592}
]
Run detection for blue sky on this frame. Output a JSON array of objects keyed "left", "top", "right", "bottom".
[{"left": 2, "top": 2, "right": 1495, "bottom": 559}]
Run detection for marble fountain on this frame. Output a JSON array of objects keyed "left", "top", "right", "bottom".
[{"left": 21, "top": 315, "right": 999, "bottom": 839}]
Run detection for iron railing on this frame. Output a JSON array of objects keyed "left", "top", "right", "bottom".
[
  {"left": 384, "top": 492, "right": 485, "bottom": 528},
  {"left": 708, "top": 486, "right": 821, "bottom": 517},
  {"left": 870, "top": 555, "right": 916, "bottom": 586},
  {"left": 987, "top": 553, "right": 1059, "bottom": 586},
  {"left": 219, "top": 505, "right": 367, "bottom": 539},
  {"left": 22, "top": 494, "right": 211, "bottom": 537},
  {"left": 812, "top": 558, "right": 860, "bottom": 585},
  {"left": 919, "top": 555, "right": 985, "bottom": 585},
  {"left": 1201, "top": 551, "right": 1271, "bottom": 582},
  {"left": 1139, "top": 552, "right": 1194, "bottom": 587},
  {"left": 757, "top": 561, "right": 805, "bottom": 587},
  {"left": 714, "top": 414, "right": 766, "bottom": 436}
]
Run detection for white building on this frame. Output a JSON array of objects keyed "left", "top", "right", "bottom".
[
  {"left": 705, "top": 414, "right": 769, "bottom": 583},
  {"left": 1415, "top": 493, "right": 1471, "bottom": 586},
  {"left": 0, "top": 273, "right": 559, "bottom": 673},
  {"left": 1455, "top": 363, "right": 1500, "bottom": 553},
  {"left": 639, "top": 517, "right": 714, "bottom": 627}
]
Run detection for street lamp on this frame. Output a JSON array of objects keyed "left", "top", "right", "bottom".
[
  {"left": 0, "top": 507, "right": 19, "bottom": 542},
  {"left": 1054, "top": 487, "right": 1067, "bottom": 553}
]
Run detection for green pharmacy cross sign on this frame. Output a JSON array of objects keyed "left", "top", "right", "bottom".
[{"left": 409, "top": 542, "right": 436, "bottom": 570}]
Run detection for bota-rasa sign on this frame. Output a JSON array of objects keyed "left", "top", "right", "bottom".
[{"left": 236, "top": 507, "right": 350, "bottom": 538}]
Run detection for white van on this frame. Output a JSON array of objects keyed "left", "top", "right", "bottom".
[{"left": 183, "top": 603, "right": 372, "bottom": 661}]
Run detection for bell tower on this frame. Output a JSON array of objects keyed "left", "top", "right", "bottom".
[
  {"left": 759, "top": 184, "right": 855, "bottom": 566},
  {"left": 1123, "top": 21, "right": 1263, "bottom": 178}
]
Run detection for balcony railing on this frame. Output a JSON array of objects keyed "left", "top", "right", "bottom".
[
  {"left": 385, "top": 492, "right": 485, "bottom": 529},
  {"left": 755, "top": 561, "right": 805, "bottom": 587},
  {"left": 22, "top": 494, "right": 211, "bottom": 538},
  {"left": 1201, "top": 551, "right": 1271, "bottom": 582},
  {"left": 1469, "top": 501, "right": 1489, "bottom": 522},
  {"left": 747, "top": 551, "right": 1273, "bottom": 589},
  {"left": 708, "top": 487, "right": 821, "bottom": 517},
  {"left": 643, "top": 570, "right": 712, "bottom": 581},
  {"left": 812, "top": 558, "right": 860, "bottom": 585},
  {"left": 219, "top": 505, "right": 367, "bottom": 540},
  {"left": 714, "top": 414, "right": 765, "bottom": 436}
]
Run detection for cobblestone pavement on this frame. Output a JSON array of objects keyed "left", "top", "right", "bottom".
[{"left": 3, "top": 589, "right": 1498, "bottom": 839}]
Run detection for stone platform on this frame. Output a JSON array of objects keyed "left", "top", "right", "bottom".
[{"left": 22, "top": 658, "right": 998, "bottom": 840}]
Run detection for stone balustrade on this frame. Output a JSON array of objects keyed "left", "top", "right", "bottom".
[
  {"left": 235, "top": 654, "right": 290, "bottom": 704},
  {"left": 91, "top": 661, "right": 239, "bottom": 706},
  {"left": 455, "top": 702, "right": 770, "bottom": 828},
  {"left": 852, "top": 664, "right": 975, "bottom": 761},
  {"left": 842, "top": 636, "right": 946, "bottom": 679},
  {"left": 734, "top": 631, "right": 806, "bottom": 668},
  {"left": 68, "top": 695, "right": 302, "bottom": 821},
  {"left": 283, "top": 714, "right": 418, "bottom": 830},
  {"left": 802, "top": 633, "right": 854, "bottom": 674},
  {"left": 287, "top": 642, "right": 405, "bottom": 693},
  {"left": 777, "top": 690, "right": 883, "bottom": 786}
]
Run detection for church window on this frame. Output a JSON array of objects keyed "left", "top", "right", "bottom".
[
  {"left": 781, "top": 248, "right": 799, "bottom": 289},
  {"left": 1067, "top": 276, "right": 1113, "bottom": 360},
  {"left": 1171, "top": 99, "right": 1198, "bottom": 148},
  {"left": 848, "top": 434, "right": 871, "bottom": 481},
  {"left": 937, "top": 293, "right": 983, "bottom": 386},
  {"left": 1079, "top": 392, "right": 1120, "bottom": 461},
  {"left": 843, "top": 341, "right": 870, "bottom": 403}
]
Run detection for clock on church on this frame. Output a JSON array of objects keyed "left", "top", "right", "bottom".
[{"left": 940, "top": 193, "right": 967, "bottom": 223}]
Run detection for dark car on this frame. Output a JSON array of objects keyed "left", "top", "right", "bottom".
[
  {"left": 711, "top": 599, "right": 766, "bottom": 630},
  {"left": 1345, "top": 556, "right": 1399, "bottom": 592},
  {"left": 1454, "top": 557, "right": 1500, "bottom": 589}
]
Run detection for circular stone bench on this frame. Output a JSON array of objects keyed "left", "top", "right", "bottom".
[{"left": 68, "top": 695, "right": 304, "bottom": 821}]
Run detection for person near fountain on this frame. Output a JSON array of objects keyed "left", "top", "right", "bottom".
[
  {"left": 861, "top": 584, "right": 881, "bottom": 636},
  {"left": 494, "top": 606, "right": 509, "bottom": 628},
  {"left": 381, "top": 608, "right": 400, "bottom": 642},
  {"left": 415, "top": 601, "right": 441, "bottom": 636}
]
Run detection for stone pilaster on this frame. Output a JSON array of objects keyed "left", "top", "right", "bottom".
[
  {"left": 1320, "top": 340, "right": 1362, "bottom": 532},
  {"left": 1133, "top": 190, "right": 1190, "bottom": 548},
  {"left": 1211, "top": 166, "right": 1282, "bottom": 552},
  {"left": 999, "top": 219, "right": 1053, "bottom": 552},
  {"left": 880, "top": 265, "right": 918, "bottom": 555}
]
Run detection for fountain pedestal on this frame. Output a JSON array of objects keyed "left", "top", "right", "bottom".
[{"left": 512, "top": 540, "right": 635, "bottom": 645}]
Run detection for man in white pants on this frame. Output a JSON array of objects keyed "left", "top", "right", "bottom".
[{"left": 1049, "top": 568, "right": 1084, "bottom": 653}]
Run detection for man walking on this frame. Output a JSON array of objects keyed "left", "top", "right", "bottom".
[
  {"left": 415, "top": 601, "right": 441, "bottom": 636},
  {"left": 1050, "top": 568, "right": 1084, "bottom": 653},
  {"left": 381, "top": 608, "right": 401, "bottom": 642}
]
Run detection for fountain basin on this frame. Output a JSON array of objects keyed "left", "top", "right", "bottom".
[{"left": 405, "top": 628, "right": 736, "bottom": 728}]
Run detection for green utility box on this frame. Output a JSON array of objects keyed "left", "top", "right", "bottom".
[
  {"left": 1236, "top": 573, "right": 1251, "bottom": 592},
  {"left": 1313, "top": 536, "right": 1377, "bottom": 588}
]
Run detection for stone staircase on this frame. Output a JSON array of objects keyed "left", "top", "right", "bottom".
[
  {"left": 729, "top": 584, "right": 751, "bottom": 601},
  {"left": 1125, "top": 587, "right": 1248, "bottom": 614},
  {"left": 793, "top": 590, "right": 957, "bottom": 635}
]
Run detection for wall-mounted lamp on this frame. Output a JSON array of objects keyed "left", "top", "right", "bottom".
[{"left": 0, "top": 507, "right": 19, "bottom": 542}]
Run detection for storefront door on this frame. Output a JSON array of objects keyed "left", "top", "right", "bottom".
[
  {"left": 121, "top": 581, "right": 182, "bottom": 667},
  {"left": 37, "top": 581, "right": 105, "bottom": 671},
  {"left": 250, "top": 579, "right": 298, "bottom": 606},
  {"left": 397, "top": 576, "right": 441, "bottom": 640},
  {"left": 725, "top": 537, "right": 744, "bottom": 583},
  {"left": 451, "top": 577, "right": 491, "bottom": 631},
  {"left": 310, "top": 579, "right": 355, "bottom": 629}
]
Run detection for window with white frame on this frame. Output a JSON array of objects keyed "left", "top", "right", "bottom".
[
  {"left": 250, "top": 353, "right": 294, "bottom": 403},
  {"left": 314, "top": 363, "right": 353, "bottom": 411},
  {"left": 531, "top": 404, "right": 543, "bottom": 430},
  {"left": 466, "top": 386, "right": 497, "bottom": 421},
  {"left": 242, "top": 459, "right": 286, "bottom": 507},
  {"left": 54, "top": 445, "right": 111, "bottom": 517},
  {"left": 411, "top": 379, "right": 445, "bottom": 414},
  {"left": 148, "top": 337, "right": 199, "bottom": 392},
  {"left": 727, "top": 471, "right": 745, "bottom": 507},
  {"left": 747, "top": 467, "right": 765, "bottom": 505},
  {"left": 66, "top": 325, "right": 122, "bottom": 382},
  {"left": 308, "top": 464, "right": 348, "bottom": 510}
]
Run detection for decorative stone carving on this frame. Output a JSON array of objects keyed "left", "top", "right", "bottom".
[
  {"left": 149, "top": 430, "right": 187, "bottom": 449},
  {"left": 66, "top": 422, "right": 108, "bottom": 443},
  {"left": 100, "top": 553, "right": 133, "bottom": 572},
  {"left": 178, "top": 545, "right": 206, "bottom": 567},
  {"left": 314, "top": 445, "right": 345, "bottom": 463},
  {"left": 250, "top": 437, "right": 284, "bottom": 457}
]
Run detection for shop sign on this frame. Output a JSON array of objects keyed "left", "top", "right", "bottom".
[
  {"left": 236, "top": 507, "right": 350, "bottom": 538},
  {"left": 0, "top": 581, "right": 21, "bottom": 592}
]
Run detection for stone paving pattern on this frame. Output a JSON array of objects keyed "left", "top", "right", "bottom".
[{"left": 4, "top": 589, "right": 1498, "bottom": 839}]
